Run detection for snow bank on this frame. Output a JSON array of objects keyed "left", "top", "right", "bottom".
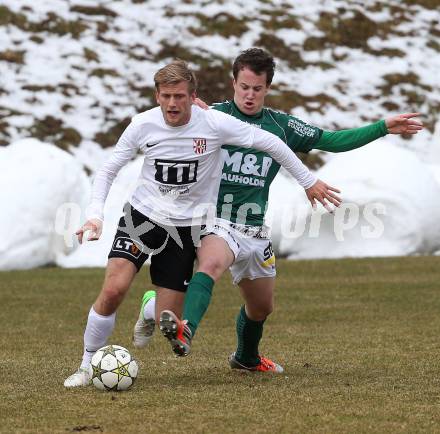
[
  {"left": 0, "top": 139, "right": 147, "bottom": 270},
  {"left": 2, "top": 138, "right": 439, "bottom": 270},
  {"left": 268, "top": 141, "right": 440, "bottom": 259},
  {"left": 0, "top": 139, "right": 90, "bottom": 270},
  {"left": 56, "top": 157, "right": 144, "bottom": 268}
]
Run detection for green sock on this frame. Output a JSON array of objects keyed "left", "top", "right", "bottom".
[
  {"left": 235, "top": 305, "right": 265, "bottom": 367},
  {"left": 182, "top": 272, "right": 214, "bottom": 337}
]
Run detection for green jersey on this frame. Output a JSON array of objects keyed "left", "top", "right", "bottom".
[{"left": 213, "top": 100, "right": 387, "bottom": 226}]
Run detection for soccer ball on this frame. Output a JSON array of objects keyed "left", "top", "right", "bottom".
[{"left": 89, "top": 345, "right": 138, "bottom": 391}]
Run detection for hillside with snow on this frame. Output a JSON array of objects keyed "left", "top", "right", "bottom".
[{"left": 0, "top": 0, "right": 439, "bottom": 269}]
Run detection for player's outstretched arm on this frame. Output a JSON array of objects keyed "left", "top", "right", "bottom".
[
  {"left": 305, "top": 180, "right": 341, "bottom": 213},
  {"left": 385, "top": 113, "right": 423, "bottom": 135},
  {"left": 314, "top": 113, "right": 423, "bottom": 153},
  {"left": 75, "top": 218, "right": 103, "bottom": 244}
]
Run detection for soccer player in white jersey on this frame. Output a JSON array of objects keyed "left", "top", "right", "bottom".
[
  {"left": 64, "top": 59, "right": 341, "bottom": 387},
  {"left": 133, "top": 49, "right": 423, "bottom": 373}
]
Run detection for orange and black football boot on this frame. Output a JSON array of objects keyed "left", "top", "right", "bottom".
[{"left": 228, "top": 352, "right": 284, "bottom": 373}]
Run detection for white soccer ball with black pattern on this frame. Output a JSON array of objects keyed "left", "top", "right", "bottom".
[{"left": 89, "top": 345, "right": 138, "bottom": 391}]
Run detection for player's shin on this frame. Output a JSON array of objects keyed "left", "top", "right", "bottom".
[
  {"left": 182, "top": 272, "right": 215, "bottom": 336},
  {"left": 80, "top": 307, "right": 116, "bottom": 370},
  {"left": 142, "top": 290, "right": 156, "bottom": 321},
  {"left": 235, "top": 305, "right": 264, "bottom": 367},
  {"left": 133, "top": 290, "right": 156, "bottom": 348}
]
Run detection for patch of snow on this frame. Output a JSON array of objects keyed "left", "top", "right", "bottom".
[
  {"left": 268, "top": 141, "right": 440, "bottom": 259},
  {"left": 0, "top": 139, "right": 90, "bottom": 270}
]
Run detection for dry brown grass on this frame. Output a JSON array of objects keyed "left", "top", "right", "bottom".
[{"left": 1, "top": 256, "right": 439, "bottom": 433}]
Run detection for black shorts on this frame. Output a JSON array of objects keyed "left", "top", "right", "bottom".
[{"left": 108, "top": 204, "right": 201, "bottom": 292}]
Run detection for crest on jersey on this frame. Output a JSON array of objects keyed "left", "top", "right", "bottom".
[{"left": 193, "top": 138, "right": 207, "bottom": 154}]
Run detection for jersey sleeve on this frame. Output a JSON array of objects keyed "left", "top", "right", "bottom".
[
  {"left": 86, "top": 122, "right": 139, "bottom": 221},
  {"left": 209, "top": 109, "right": 257, "bottom": 149},
  {"left": 250, "top": 127, "right": 316, "bottom": 188},
  {"left": 274, "top": 112, "right": 323, "bottom": 152},
  {"left": 315, "top": 120, "right": 388, "bottom": 152}
]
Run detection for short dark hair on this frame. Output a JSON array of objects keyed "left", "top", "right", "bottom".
[{"left": 232, "top": 48, "right": 276, "bottom": 86}]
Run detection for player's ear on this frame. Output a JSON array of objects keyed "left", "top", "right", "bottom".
[
  {"left": 155, "top": 90, "right": 160, "bottom": 104},
  {"left": 190, "top": 91, "right": 196, "bottom": 102}
]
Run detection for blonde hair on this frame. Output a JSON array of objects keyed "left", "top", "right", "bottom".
[{"left": 154, "top": 59, "right": 197, "bottom": 94}]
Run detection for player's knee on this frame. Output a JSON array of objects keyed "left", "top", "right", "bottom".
[
  {"left": 198, "top": 258, "right": 225, "bottom": 281},
  {"left": 264, "top": 302, "right": 274, "bottom": 317},
  {"left": 102, "top": 278, "right": 129, "bottom": 305},
  {"left": 258, "top": 304, "right": 273, "bottom": 319},
  {"left": 247, "top": 302, "right": 273, "bottom": 320}
]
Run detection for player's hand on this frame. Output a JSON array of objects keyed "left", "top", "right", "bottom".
[
  {"left": 75, "top": 218, "right": 103, "bottom": 244},
  {"left": 193, "top": 97, "right": 209, "bottom": 110},
  {"left": 385, "top": 113, "right": 423, "bottom": 135},
  {"left": 305, "top": 179, "right": 341, "bottom": 213}
]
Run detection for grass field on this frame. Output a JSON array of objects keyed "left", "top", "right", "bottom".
[{"left": 1, "top": 256, "right": 440, "bottom": 433}]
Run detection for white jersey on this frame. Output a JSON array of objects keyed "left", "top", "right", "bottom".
[{"left": 88, "top": 105, "right": 316, "bottom": 226}]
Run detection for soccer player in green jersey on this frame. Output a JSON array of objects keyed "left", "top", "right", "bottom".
[{"left": 133, "top": 49, "right": 423, "bottom": 372}]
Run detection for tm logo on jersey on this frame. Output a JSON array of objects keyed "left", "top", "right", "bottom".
[
  {"left": 155, "top": 159, "right": 198, "bottom": 185},
  {"left": 221, "top": 149, "right": 273, "bottom": 187}
]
